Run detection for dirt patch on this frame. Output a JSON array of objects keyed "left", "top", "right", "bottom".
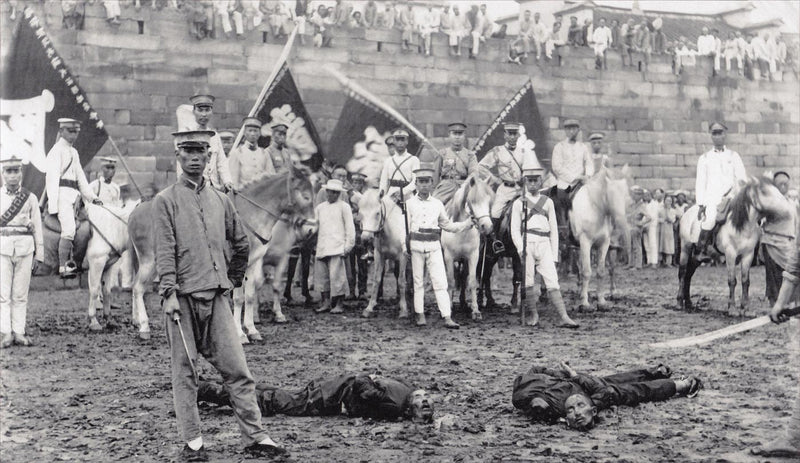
[{"left": 1, "top": 266, "right": 797, "bottom": 462}]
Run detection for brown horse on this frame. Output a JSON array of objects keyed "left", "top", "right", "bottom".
[
  {"left": 128, "top": 169, "right": 315, "bottom": 340},
  {"left": 677, "top": 175, "right": 795, "bottom": 316}
]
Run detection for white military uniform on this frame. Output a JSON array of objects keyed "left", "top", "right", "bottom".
[
  {"left": 406, "top": 190, "right": 471, "bottom": 317},
  {"left": 478, "top": 143, "right": 538, "bottom": 218},
  {"left": 378, "top": 150, "right": 419, "bottom": 201},
  {"left": 45, "top": 137, "right": 98, "bottom": 240},
  {"left": 0, "top": 185, "right": 43, "bottom": 337},
  {"left": 176, "top": 122, "right": 232, "bottom": 191},
  {"left": 88, "top": 178, "right": 121, "bottom": 207},
  {"left": 510, "top": 191, "right": 560, "bottom": 289},
  {"left": 695, "top": 145, "right": 746, "bottom": 230},
  {"left": 551, "top": 138, "right": 594, "bottom": 189},
  {"left": 229, "top": 142, "right": 276, "bottom": 189}
]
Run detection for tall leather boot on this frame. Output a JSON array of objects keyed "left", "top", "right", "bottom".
[
  {"left": 693, "top": 229, "right": 713, "bottom": 264},
  {"left": 548, "top": 289, "right": 579, "bottom": 328},
  {"left": 58, "top": 238, "right": 76, "bottom": 278},
  {"left": 524, "top": 286, "right": 539, "bottom": 327}
]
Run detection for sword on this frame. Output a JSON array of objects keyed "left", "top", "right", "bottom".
[
  {"left": 173, "top": 312, "right": 198, "bottom": 383},
  {"left": 649, "top": 305, "right": 800, "bottom": 349}
]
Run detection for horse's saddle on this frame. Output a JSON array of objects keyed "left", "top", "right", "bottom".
[
  {"left": 42, "top": 199, "right": 88, "bottom": 233},
  {"left": 715, "top": 196, "right": 731, "bottom": 224}
]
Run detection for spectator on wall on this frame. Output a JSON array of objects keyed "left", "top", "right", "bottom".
[
  {"left": 101, "top": 0, "right": 121, "bottom": 26},
  {"left": 532, "top": 12, "right": 549, "bottom": 60},
  {"left": 364, "top": 0, "right": 377, "bottom": 28},
  {"left": 546, "top": 21, "right": 565, "bottom": 64},
  {"left": 479, "top": 4, "right": 495, "bottom": 40},
  {"left": 567, "top": 16, "right": 582, "bottom": 46},
  {"left": 592, "top": 18, "right": 612, "bottom": 70},
  {"left": 633, "top": 19, "right": 652, "bottom": 71},
  {"left": 466, "top": 4, "right": 482, "bottom": 59},
  {"left": 751, "top": 31, "right": 771, "bottom": 80},
  {"left": 652, "top": 16, "right": 665, "bottom": 54},
  {"left": 696, "top": 26, "right": 720, "bottom": 73},
  {"left": 774, "top": 33, "right": 788, "bottom": 74},
  {"left": 581, "top": 18, "right": 592, "bottom": 47},
  {"left": 398, "top": 3, "right": 414, "bottom": 52},
  {"left": 518, "top": 9, "right": 534, "bottom": 57},
  {"left": 376, "top": 1, "right": 395, "bottom": 29},
  {"left": 723, "top": 31, "right": 744, "bottom": 76},
  {"left": 610, "top": 19, "right": 620, "bottom": 50},
  {"left": 620, "top": 18, "right": 635, "bottom": 66},
  {"left": 418, "top": 6, "right": 439, "bottom": 57},
  {"left": 440, "top": 5, "right": 463, "bottom": 57},
  {"left": 349, "top": 10, "right": 365, "bottom": 28},
  {"left": 61, "top": 0, "right": 86, "bottom": 30}
]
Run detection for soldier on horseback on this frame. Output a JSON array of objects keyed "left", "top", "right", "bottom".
[
  {"left": 432, "top": 122, "right": 478, "bottom": 205},
  {"left": 44, "top": 118, "right": 102, "bottom": 278},
  {"left": 693, "top": 122, "right": 747, "bottom": 263}
]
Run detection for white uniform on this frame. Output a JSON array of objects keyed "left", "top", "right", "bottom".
[
  {"left": 88, "top": 178, "right": 121, "bottom": 207},
  {"left": 0, "top": 187, "right": 43, "bottom": 336},
  {"left": 510, "top": 192, "right": 560, "bottom": 289},
  {"left": 228, "top": 143, "right": 275, "bottom": 189},
  {"left": 45, "top": 137, "right": 98, "bottom": 240},
  {"left": 551, "top": 139, "right": 594, "bottom": 189},
  {"left": 695, "top": 146, "right": 746, "bottom": 230},
  {"left": 176, "top": 122, "right": 232, "bottom": 191},
  {"left": 406, "top": 193, "right": 471, "bottom": 317},
  {"left": 478, "top": 144, "right": 539, "bottom": 218},
  {"left": 378, "top": 151, "right": 419, "bottom": 200}
]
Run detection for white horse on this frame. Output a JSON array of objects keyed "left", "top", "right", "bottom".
[
  {"left": 84, "top": 201, "right": 138, "bottom": 332},
  {"left": 359, "top": 187, "right": 409, "bottom": 318},
  {"left": 441, "top": 175, "right": 495, "bottom": 320},
  {"left": 569, "top": 165, "right": 631, "bottom": 311},
  {"left": 232, "top": 215, "right": 316, "bottom": 343}
]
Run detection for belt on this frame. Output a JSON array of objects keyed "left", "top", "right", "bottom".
[
  {"left": 445, "top": 175, "right": 467, "bottom": 180},
  {"left": 389, "top": 179, "right": 409, "bottom": 187},
  {"left": 59, "top": 179, "right": 79, "bottom": 190},
  {"left": 502, "top": 181, "right": 519, "bottom": 188},
  {"left": 410, "top": 229, "right": 441, "bottom": 242},
  {"left": 0, "top": 228, "right": 32, "bottom": 236},
  {"left": 526, "top": 229, "right": 550, "bottom": 237}
]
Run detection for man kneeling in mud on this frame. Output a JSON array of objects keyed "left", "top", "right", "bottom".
[
  {"left": 512, "top": 361, "right": 702, "bottom": 430},
  {"left": 198, "top": 372, "right": 434, "bottom": 423}
]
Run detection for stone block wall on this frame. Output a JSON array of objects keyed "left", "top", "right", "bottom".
[{"left": 1, "top": 2, "right": 798, "bottom": 192}]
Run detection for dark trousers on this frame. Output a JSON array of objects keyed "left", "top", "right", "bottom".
[
  {"left": 284, "top": 246, "right": 312, "bottom": 299},
  {"left": 583, "top": 368, "right": 676, "bottom": 410},
  {"left": 763, "top": 243, "right": 783, "bottom": 305}
]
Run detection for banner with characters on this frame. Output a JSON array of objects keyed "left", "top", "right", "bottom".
[
  {"left": 1, "top": 6, "right": 108, "bottom": 195},
  {"left": 472, "top": 79, "right": 549, "bottom": 168}
]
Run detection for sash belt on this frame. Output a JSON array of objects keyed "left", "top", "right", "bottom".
[
  {"left": 410, "top": 228, "right": 441, "bottom": 242},
  {"left": 526, "top": 229, "right": 550, "bottom": 237},
  {"left": 502, "top": 181, "right": 519, "bottom": 188},
  {"left": 0, "top": 228, "right": 32, "bottom": 236},
  {"left": 59, "top": 179, "right": 79, "bottom": 190},
  {"left": 389, "top": 179, "right": 409, "bottom": 187}
]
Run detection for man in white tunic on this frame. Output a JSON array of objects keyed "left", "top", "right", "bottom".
[
  {"left": 45, "top": 118, "right": 102, "bottom": 277},
  {"left": 88, "top": 157, "right": 122, "bottom": 207},
  {"left": 228, "top": 117, "right": 275, "bottom": 189},
  {"left": 693, "top": 122, "right": 746, "bottom": 263},
  {"left": 0, "top": 157, "right": 44, "bottom": 348},
  {"left": 405, "top": 165, "right": 472, "bottom": 329},
  {"left": 510, "top": 157, "right": 578, "bottom": 329},
  {"left": 378, "top": 129, "right": 419, "bottom": 204}
]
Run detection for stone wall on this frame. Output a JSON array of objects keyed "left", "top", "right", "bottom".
[{"left": 1, "top": 2, "right": 798, "bottom": 191}]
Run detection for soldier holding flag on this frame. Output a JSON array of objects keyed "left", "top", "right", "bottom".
[{"left": 44, "top": 118, "right": 102, "bottom": 278}]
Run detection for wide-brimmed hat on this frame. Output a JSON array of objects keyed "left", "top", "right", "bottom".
[{"left": 322, "top": 179, "right": 346, "bottom": 192}]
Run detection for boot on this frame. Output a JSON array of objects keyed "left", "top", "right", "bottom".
[
  {"left": 693, "top": 229, "right": 713, "bottom": 264},
  {"left": 415, "top": 313, "right": 426, "bottom": 326},
  {"left": 58, "top": 238, "right": 77, "bottom": 278},
  {"left": 548, "top": 289, "right": 579, "bottom": 328},
  {"left": 524, "top": 286, "right": 540, "bottom": 327}
]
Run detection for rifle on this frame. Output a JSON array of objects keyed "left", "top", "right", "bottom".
[
  {"left": 520, "top": 179, "right": 528, "bottom": 326},
  {"left": 399, "top": 188, "right": 414, "bottom": 308}
]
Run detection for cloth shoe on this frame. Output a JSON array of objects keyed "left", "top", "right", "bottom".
[
  {"left": 415, "top": 313, "right": 426, "bottom": 326},
  {"left": 443, "top": 317, "right": 460, "bottom": 329},
  {"left": 12, "top": 333, "right": 32, "bottom": 346},
  {"left": 0, "top": 333, "right": 13, "bottom": 348},
  {"left": 244, "top": 442, "right": 288, "bottom": 458},
  {"left": 178, "top": 444, "right": 208, "bottom": 462}
]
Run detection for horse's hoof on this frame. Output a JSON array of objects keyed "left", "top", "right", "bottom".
[
  {"left": 509, "top": 307, "right": 520, "bottom": 315},
  {"left": 361, "top": 309, "right": 375, "bottom": 319},
  {"left": 239, "top": 334, "right": 250, "bottom": 344},
  {"left": 471, "top": 311, "right": 482, "bottom": 321},
  {"left": 398, "top": 310, "right": 410, "bottom": 319},
  {"left": 138, "top": 331, "right": 151, "bottom": 341},
  {"left": 247, "top": 332, "right": 263, "bottom": 343},
  {"left": 273, "top": 313, "right": 287, "bottom": 324},
  {"left": 88, "top": 319, "right": 103, "bottom": 332},
  {"left": 578, "top": 304, "right": 596, "bottom": 313},
  {"left": 596, "top": 301, "right": 611, "bottom": 312}
]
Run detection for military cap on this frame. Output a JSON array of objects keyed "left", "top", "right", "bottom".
[
  {"left": 392, "top": 128, "right": 409, "bottom": 138},
  {"left": 172, "top": 130, "right": 215, "bottom": 148},
  {"left": 58, "top": 118, "right": 81, "bottom": 128},
  {"left": 218, "top": 131, "right": 235, "bottom": 140},
  {"left": 709, "top": 121, "right": 728, "bottom": 133},
  {"left": 588, "top": 132, "right": 605, "bottom": 141},
  {"left": 447, "top": 122, "right": 467, "bottom": 133},
  {"left": 503, "top": 122, "right": 520, "bottom": 133},
  {"left": 270, "top": 121, "right": 289, "bottom": 133},
  {"left": 97, "top": 156, "right": 117, "bottom": 166},
  {"left": 413, "top": 163, "right": 436, "bottom": 178},
  {"left": 0, "top": 156, "right": 24, "bottom": 170},
  {"left": 350, "top": 172, "right": 368, "bottom": 180},
  {"left": 242, "top": 117, "right": 262, "bottom": 129},
  {"left": 631, "top": 185, "right": 644, "bottom": 193},
  {"left": 522, "top": 156, "right": 545, "bottom": 176},
  {"left": 190, "top": 94, "right": 215, "bottom": 107},
  {"left": 563, "top": 119, "right": 580, "bottom": 128}
]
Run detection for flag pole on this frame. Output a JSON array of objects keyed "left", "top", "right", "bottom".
[
  {"left": 232, "top": 27, "right": 299, "bottom": 149},
  {"left": 106, "top": 135, "right": 143, "bottom": 198},
  {"left": 324, "top": 66, "right": 440, "bottom": 157}
]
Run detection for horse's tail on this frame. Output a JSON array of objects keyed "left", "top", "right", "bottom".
[{"left": 129, "top": 237, "right": 140, "bottom": 274}]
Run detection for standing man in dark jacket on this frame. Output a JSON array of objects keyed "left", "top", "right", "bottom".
[
  {"left": 155, "top": 130, "right": 286, "bottom": 461},
  {"left": 198, "top": 372, "right": 434, "bottom": 423}
]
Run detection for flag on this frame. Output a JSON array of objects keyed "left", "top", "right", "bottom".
[
  {"left": 1, "top": 7, "right": 108, "bottom": 195},
  {"left": 235, "top": 28, "right": 324, "bottom": 171},
  {"left": 472, "top": 79, "right": 549, "bottom": 168},
  {"left": 326, "top": 67, "right": 431, "bottom": 181}
]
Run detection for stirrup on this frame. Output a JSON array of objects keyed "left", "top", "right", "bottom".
[
  {"left": 491, "top": 240, "right": 505, "bottom": 254},
  {"left": 60, "top": 261, "right": 78, "bottom": 279}
]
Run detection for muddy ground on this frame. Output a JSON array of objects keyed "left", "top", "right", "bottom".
[{"left": 1, "top": 264, "right": 798, "bottom": 463}]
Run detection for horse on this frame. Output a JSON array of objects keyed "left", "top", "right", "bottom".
[
  {"left": 84, "top": 201, "right": 138, "bottom": 332},
  {"left": 128, "top": 169, "right": 314, "bottom": 340},
  {"left": 359, "top": 187, "right": 409, "bottom": 318},
  {"left": 440, "top": 175, "right": 495, "bottom": 320},
  {"left": 569, "top": 165, "right": 632, "bottom": 311},
  {"left": 476, "top": 207, "right": 524, "bottom": 314},
  {"left": 678, "top": 175, "right": 795, "bottom": 316}
]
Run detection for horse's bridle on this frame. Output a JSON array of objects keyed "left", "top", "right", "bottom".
[{"left": 361, "top": 195, "right": 387, "bottom": 235}]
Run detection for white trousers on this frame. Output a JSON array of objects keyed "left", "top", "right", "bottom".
[
  {"left": 643, "top": 221, "right": 659, "bottom": 264},
  {"left": 521, "top": 239, "right": 559, "bottom": 289},
  {"left": 0, "top": 253, "right": 33, "bottom": 335},
  {"left": 700, "top": 201, "right": 720, "bottom": 230},
  {"left": 103, "top": 0, "right": 120, "bottom": 18},
  {"left": 57, "top": 188, "right": 79, "bottom": 239},
  {"left": 491, "top": 184, "right": 519, "bottom": 218},
  {"left": 471, "top": 30, "right": 481, "bottom": 55},
  {"left": 411, "top": 249, "right": 451, "bottom": 317}
]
